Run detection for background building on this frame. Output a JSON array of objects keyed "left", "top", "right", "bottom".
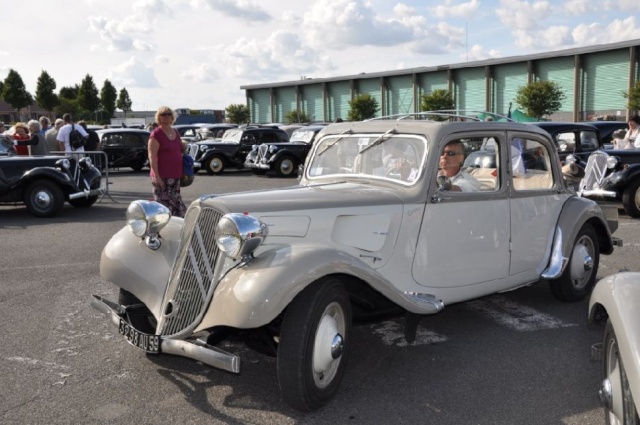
[{"left": 241, "top": 39, "right": 640, "bottom": 124}]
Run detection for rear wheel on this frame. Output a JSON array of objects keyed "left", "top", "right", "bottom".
[
  {"left": 622, "top": 179, "right": 640, "bottom": 218},
  {"left": 277, "top": 277, "right": 352, "bottom": 411},
  {"left": 24, "top": 179, "right": 64, "bottom": 217},
  {"left": 549, "top": 224, "right": 599, "bottom": 301},
  {"left": 205, "top": 155, "right": 225, "bottom": 175}
]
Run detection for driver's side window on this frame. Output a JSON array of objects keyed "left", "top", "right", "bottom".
[{"left": 442, "top": 136, "right": 500, "bottom": 192}]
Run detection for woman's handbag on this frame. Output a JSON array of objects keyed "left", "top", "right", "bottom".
[{"left": 181, "top": 153, "right": 195, "bottom": 187}]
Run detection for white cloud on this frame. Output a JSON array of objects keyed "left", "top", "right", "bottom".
[
  {"left": 562, "top": 0, "right": 595, "bottom": 15},
  {"left": 181, "top": 64, "right": 218, "bottom": 83},
  {"left": 432, "top": 0, "right": 481, "bottom": 20},
  {"left": 465, "top": 44, "right": 502, "bottom": 61},
  {"left": 154, "top": 55, "right": 170, "bottom": 64},
  {"left": 88, "top": 15, "right": 153, "bottom": 52},
  {"left": 573, "top": 17, "right": 640, "bottom": 45},
  {"left": 495, "top": 0, "right": 552, "bottom": 32},
  {"left": 190, "top": 0, "right": 271, "bottom": 22},
  {"left": 109, "top": 57, "right": 160, "bottom": 88}
]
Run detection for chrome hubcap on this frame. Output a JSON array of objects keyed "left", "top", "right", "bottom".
[
  {"left": 570, "top": 237, "right": 594, "bottom": 289},
  {"left": 34, "top": 191, "right": 52, "bottom": 209},
  {"left": 312, "top": 301, "right": 345, "bottom": 389}
]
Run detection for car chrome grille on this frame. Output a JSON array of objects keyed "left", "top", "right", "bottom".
[
  {"left": 257, "top": 144, "right": 269, "bottom": 161},
  {"left": 580, "top": 151, "right": 609, "bottom": 191},
  {"left": 188, "top": 143, "right": 199, "bottom": 160},
  {"left": 157, "top": 206, "right": 223, "bottom": 337}
]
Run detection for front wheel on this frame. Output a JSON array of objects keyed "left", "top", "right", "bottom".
[
  {"left": 277, "top": 277, "right": 352, "bottom": 411},
  {"left": 549, "top": 223, "right": 599, "bottom": 301},
  {"left": 275, "top": 157, "right": 298, "bottom": 177},
  {"left": 602, "top": 320, "right": 639, "bottom": 424},
  {"left": 24, "top": 179, "right": 64, "bottom": 217},
  {"left": 622, "top": 179, "right": 640, "bottom": 218},
  {"left": 204, "top": 155, "right": 225, "bottom": 175}
]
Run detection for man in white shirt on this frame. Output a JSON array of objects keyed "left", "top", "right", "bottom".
[
  {"left": 57, "top": 113, "right": 89, "bottom": 153},
  {"left": 437, "top": 140, "right": 481, "bottom": 192}
]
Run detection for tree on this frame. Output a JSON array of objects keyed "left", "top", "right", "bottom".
[
  {"left": 100, "top": 79, "right": 118, "bottom": 122},
  {"left": 515, "top": 80, "right": 565, "bottom": 120},
  {"left": 623, "top": 81, "right": 640, "bottom": 112},
  {"left": 284, "top": 110, "right": 311, "bottom": 124},
  {"left": 116, "top": 87, "right": 132, "bottom": 117},
  {"left": 420, "top": 89, "right": 455, "bottom": 121},
  {"left": 35, "top": 70, "right": 59, "bottom": 112},
  {"left": 226, "top": 103, "right": 250, "bottom": 124},
  {"left": 77, "top": 74, "right": 100, "bottom": 120},
  {"left": 347, "top": 93, "right": 379, "bottom": 121},
  {"left": 2, "top": 69, "right": 33, "bottom": 117},
  {"left": 56, "top": 85, "right": 79, "bottom": 116}
]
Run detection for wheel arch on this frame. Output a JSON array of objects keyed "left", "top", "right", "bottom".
[{"left": 556, "top": 197, "right": 614, "bottom": 256}]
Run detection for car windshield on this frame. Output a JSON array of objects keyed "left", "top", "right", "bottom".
[
  {"left": 222, "top": 130, "right": 243, "bottom": 142},
  {"left": 290, "top": 130, "right": 316, "bottom": 143},
  {"left": 307, "top": 134, "right": 427, "bottom": 185}
]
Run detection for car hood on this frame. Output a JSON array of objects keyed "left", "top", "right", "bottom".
[{"left": 199, "top": 181, "right": 404, "bottom": 214}]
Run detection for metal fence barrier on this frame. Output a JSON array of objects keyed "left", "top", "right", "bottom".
[{"left": 50, "top": 150, "right": 117, "bottom": 203}]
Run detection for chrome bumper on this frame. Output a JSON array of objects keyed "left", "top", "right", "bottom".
[
  {"left": 579, "top": 188, "right": 617, "bottom": 198},
  {"left": 69, "top": 188, "right": 104, "bottom": 200},
  {"left": 244, "top": 162, "right": 270, "bottom": 170},
  {"left": 90, "top": 294, "right": 240, "bottom": 373}
]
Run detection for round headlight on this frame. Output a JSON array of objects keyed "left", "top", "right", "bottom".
[
  {"left": 215, "top": 213, "right": 267, "bottom": 259},
  {"left": 606, "top": 156, "right": 619, "bottom": 169},
  {"left": 564, "top": 154, "right": 576, "bottom": 165},
  {"left": 200, "top": 145, "right": 208, "bottom": 152},
  {"left": 126, "top": 200, "right": 171, "bottom": 238},
  {"left": 55, "top": 158, "right": 71, "bottom": 170},
  {"left": 269, "top": 145, "right": 278, "bottom": 154}
]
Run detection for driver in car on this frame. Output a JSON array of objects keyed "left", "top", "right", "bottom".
[{"left": 437, "top": 140, "right": 481, "bottom": 192}]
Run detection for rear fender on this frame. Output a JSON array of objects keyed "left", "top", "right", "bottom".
[{"left": 556, "top": 196, "right": 614, "bottom": 256}]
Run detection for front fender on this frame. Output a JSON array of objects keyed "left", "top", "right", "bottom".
[
  {"left": 18, "top": 167, "right": 74, "bottom": 189},
  {"left": 589, "top": 272, "right": 640, "bottom": 407},
  {"left": 99, "top": 216, "right": 184, "bottom": 319},
  {"left": 604, "top": 165, "right": 640, "bottom": 191},
  {"left": 197, "top": 243, "right": 409, "bottom": 331}
]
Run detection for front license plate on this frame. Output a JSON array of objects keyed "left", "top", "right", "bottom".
[{"left": 119, "top": 318, "right": 160, "bottom": 353}]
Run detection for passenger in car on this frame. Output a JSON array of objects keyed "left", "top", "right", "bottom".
[{"left": 437, "top": 140, "right": 481, "bottom": 192}]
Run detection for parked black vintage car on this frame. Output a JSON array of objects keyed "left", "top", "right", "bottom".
[
  {"left": 194, "top": 124, "right": 238, "bottom": 141},
  {"left": 530, "top": 122, "right": 603, "bottom": 163},
  {"left": 97, "top": 128, "right": 150, "bottom": 171},
  {"left": 174, "top": 123, "right": 214, "bottom": 142},
  {"left": 0, "top": 153, "right": 102, "bottom": 217},
  {"left": 580, "top": 121, "right": 628, "bottom": 146},
  {"left": 0, "top": 135, "right": 14, "bottom": 156},
  {"left": 577, "top": 149, "right": 640, "bottom": 217},
  {"left": 244, "top": 123, "right": 327, "bottom": 176},
  {"left": 189, "top": 126, "right": 290, "bottom": 175}
]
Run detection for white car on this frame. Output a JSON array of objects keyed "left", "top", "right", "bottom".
[
  {"left": 92, "top": 113, "right": 620, "bottom": 411},
  {"left": 589, "top": 272, "right": 640, "bottom": 424}
]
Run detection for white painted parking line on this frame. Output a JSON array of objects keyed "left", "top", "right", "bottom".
[
  {"left": 369, "top": 320, "right": 447, "bottom": 346},
  {"left": 464, "top": 296, "right": 577, "bottom": 331}
]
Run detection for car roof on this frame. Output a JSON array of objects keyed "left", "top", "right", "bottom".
[
  {"left": 530, "top": 122, "right": 598, "bottom": 132},
  {"left": 96, "top": 128, "right": 150, "bottom": 134}
]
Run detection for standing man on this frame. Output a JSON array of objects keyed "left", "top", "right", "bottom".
[
  {"left": 45, "top": 119, "right": 64, "bottom": 152},
  {"left": 39, "top": 116, "right": 51, "bottom": 136},
  {"left": 57, "top": 113, "right": 88, "bottom": 153}
]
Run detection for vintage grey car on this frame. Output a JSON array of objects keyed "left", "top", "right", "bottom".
[
  {"left": 92, "top": 115, "right": 619, "bottom": 411},
  {"left": 589, "top": 272, "right": 640, "bottom": 424}
]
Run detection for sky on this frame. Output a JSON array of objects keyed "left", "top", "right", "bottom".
[{"left": 2, "top": 0, "right": 640, "bottom": 113}]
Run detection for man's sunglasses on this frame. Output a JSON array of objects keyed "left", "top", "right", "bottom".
[{"left": 442, "top": 151, "right": 461, "bottom": 156}]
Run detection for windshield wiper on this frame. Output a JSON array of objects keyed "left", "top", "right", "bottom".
[
  {"left": 359, "top": 129, "right": 396, "bottom": 154},
  {"left": 318, "top": 129, "right": 353, "bottom": 156}
]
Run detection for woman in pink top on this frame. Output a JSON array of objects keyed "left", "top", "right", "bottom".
[{"left": 148, "top": 106, "right": 186, "bottom": 217}]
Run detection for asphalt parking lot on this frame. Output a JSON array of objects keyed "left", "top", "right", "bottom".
[{"left": 1, "top": 169, "right": 639, "bottom": 425}]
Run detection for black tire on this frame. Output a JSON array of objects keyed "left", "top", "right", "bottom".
[
  {"left": 277, "top": 277, "right": 352, "bottom": 411},
  {"left": 204, "top": 155, "right": 225, "bottom": 175},
  {"left": 602, "top": 320, "right": 639, "bottom": 425},
  {"left": 24, "top": 179, "right": 65, "bottom": 217},
  {"left": 275, "top": 156, "right": 298, "bottom": 177},
  {"left": 118, "top": 289, "right": 156, "bottom": 334},
  {"left": 622, "top": 179, "right": 640, "bottom": 218},
  {"left": 549, "top": 223, "right": 599, "bottom": 302}
]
